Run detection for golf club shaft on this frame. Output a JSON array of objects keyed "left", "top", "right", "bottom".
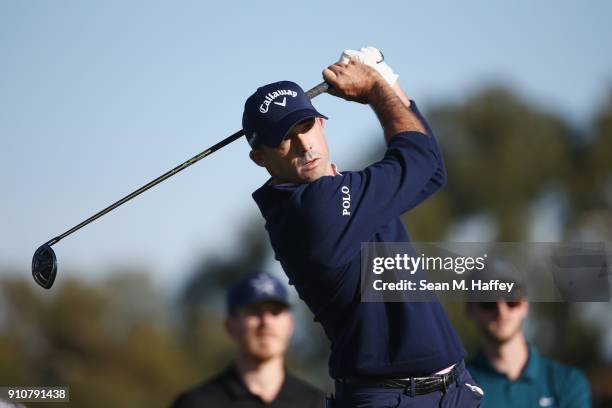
[{"left": 44, "top": 81, "right": 330, "bottom": 247}]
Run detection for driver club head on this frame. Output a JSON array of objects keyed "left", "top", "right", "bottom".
[{"left": 32, "top": 244, "right": 57, "bottom": 289}]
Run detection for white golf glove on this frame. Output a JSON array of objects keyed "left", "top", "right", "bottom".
[{"left": 340, "top": 46, "right": 398, "bottom": 86}]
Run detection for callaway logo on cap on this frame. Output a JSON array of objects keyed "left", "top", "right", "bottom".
[
  {"left": 259, "top": 89, "right": 298, "bottom": 113},
  {"left": 242, "top": 80, "right": 327, "bottom": 148}
]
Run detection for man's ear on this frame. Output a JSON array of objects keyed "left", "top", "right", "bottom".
[
  {"left": 249, "top": 149, "right": 267, "bottom": 168},
  {"left": 520, "top": 299, "right": 529, "bottom": 316},
  {"left": 288, "top": 313, "right": 295, "bottom": 337},
  {"left": 316, "top": 117, "right": 325, "bottom": 128}
]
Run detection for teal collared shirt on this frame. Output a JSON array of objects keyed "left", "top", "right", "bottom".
[{"left": 467, "top": 344, "right": 591, "bottom": 408}]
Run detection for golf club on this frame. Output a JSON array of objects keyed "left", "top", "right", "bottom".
[
  {"left": 32, "top": 81, "right": 330, "bottom": 289},
  {"left": 32, "top": 49, "right": 386, "bottom": 289}
]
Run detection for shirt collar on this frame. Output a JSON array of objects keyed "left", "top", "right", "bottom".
[
  {"left": 252, "top": 162, "right": 342, "bottom": 210},
  {"left": 262, "top": 161, "right": 342, "bottom": 188},
  {"left": 223, "top": 365, "right": 252, "bottom": 400},
  {"left": 521, "top": 344, "right": 540, "bottom": 382},
  {"left": 471, "top": 348, "right": 495, "bottom": 373},
  {"left": 271, "top": 373, "right": 313, "bottom": 404},
  {"left": 472, "top": 343, "right": 540, "bottom": 383},
  {"left": 224, "top": 364, "right": 303, "bottom": 403}
]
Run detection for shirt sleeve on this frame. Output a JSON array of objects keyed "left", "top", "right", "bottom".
[
  {"left": 403, "top": 133, "right": 446, "bottom": 212},
  {"left": 402, "top": 101, "right": 447, "bottom": 212},
  {"left": 561, "top": 368, "right": 591, "bottom": 408},
  {"left": 299, "top": 127, "right": 446, "bottom": 267}
]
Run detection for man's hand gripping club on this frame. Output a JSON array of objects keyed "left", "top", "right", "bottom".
[{"left": 322, "top": 56, "right": 427, "bottom": 141}]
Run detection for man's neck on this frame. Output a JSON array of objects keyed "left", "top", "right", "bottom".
[
  {"left": 235, "top": 355, "right": 285, "bottom": 403},
  {"left": 482, "top": 332, "right": 529, "bottom": 381}
]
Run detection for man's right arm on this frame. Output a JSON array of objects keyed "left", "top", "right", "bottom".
[
  {"left": 322, "top": 56, "right": 447, "bottom": 213},
  {"left": 323, "top": 58, "right": 426, "bottom": 142},
  {"left": 296, "top": 59, "right": 446, "bottom": 266},
  {"left": 368, "top": 79, "right": 426, "bottom": 142}
]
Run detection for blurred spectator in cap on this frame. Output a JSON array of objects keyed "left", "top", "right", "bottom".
[
  {"left": 172, "top": 271, "right": 323, "bottom": 408},
  {"left": 465, "top": 260, "right": 591, "bottom": 408}
]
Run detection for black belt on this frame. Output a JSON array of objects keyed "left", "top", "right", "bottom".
[{"left": 337, "top": 361, "right": 463, "bottom": 396}]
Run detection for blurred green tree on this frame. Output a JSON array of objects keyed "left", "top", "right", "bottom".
[
  {"left": 407, "top": 86, "right": 574, "bottom": 241},
  {"left": 0, "top": 274, "right": 200, "bottom": 408}
]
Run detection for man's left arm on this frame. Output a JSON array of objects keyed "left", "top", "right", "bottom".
[
  {"left": 342, "top": 47, "right": 446, "bottom": 210},
  {"left": 400, "top": 96, "right": 447, "bottom": 211}
]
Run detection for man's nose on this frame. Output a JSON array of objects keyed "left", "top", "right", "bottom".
[
  {"left": 258, "top": 310, "right": 276, "bottom": 326},
  {"left": 496, "top": 301, "right": 511, "bottom": 316},
  {"left": 294, "top": 133, "right": 312, "bottom": 153}
]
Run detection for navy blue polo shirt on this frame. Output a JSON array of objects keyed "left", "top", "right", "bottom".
[
  {"left": 252, "top": 102, "right": 465, "bottom": 379},
  {"left": 467, "top": 344, "right": 591, "bottom": 407}
]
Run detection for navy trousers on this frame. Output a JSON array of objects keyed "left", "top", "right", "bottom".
[{"left": 333, "top": 364, "right": 483, "bottom": 408}]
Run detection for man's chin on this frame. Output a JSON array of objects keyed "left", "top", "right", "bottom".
[
  {"left": 485, "top": 328, "right": 520, "bottom": 344},
  {"left": 487, "top": 334, "right": 513, "bottom": 344},
  {"left": 247, "top": 349, "right": 282, "bottom": 362},
  {"left": 299, "top": 166, "right": 331, "bottom": 183}
]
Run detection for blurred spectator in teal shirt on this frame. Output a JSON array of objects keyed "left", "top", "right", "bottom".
[{"left": 466, "top": 298, "right": 591, "bottom": 407}]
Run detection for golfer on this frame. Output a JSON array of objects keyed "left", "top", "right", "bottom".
[{"left": 244, "top": 47, "right": 482, "bottom": 407}]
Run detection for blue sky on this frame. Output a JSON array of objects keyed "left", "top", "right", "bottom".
[{"left": 2, "top": 0, "right": 611, "bottom": 291}]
